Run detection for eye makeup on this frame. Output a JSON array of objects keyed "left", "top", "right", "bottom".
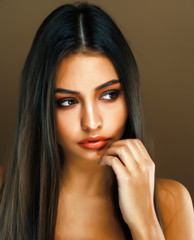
[{"left": 55, "top": 88, "right": 122, "bottom": 109}]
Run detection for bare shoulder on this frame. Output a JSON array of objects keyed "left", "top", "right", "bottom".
[
  {"left": 155, "top": 177, "right": 192, "bottom": 201},
  {"left": 155, "top": 178, "right": 194, "bottom": 239},
  {"left": 155, "top": 178, "right": 193, "bottom": 217},
  {"left": 0, "top": 165, "right": 6, "bottom": 188}
]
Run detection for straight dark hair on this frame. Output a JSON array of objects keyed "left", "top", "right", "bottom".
[{"left": 0, "top": 2, "right": 156, "bottom": 239}]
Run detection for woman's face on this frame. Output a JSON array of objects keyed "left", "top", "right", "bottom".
[{"left": 55, "top": 53, "right": 128, "bottom": 163}]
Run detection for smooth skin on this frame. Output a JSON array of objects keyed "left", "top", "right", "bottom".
[{"left": 1, "top": 53, "right": 194, "bottom": 239}]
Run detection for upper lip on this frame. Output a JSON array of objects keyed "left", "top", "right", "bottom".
[{"left": 78, "top": 136, "right": 110, "bottom": 144}]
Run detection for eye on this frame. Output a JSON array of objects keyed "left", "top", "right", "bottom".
[
  {"left": 100, "top": 89, "right": 121, "bottom": 101},
  {"left": 56, "top": 98, "right": 78, "bottom": 108}
]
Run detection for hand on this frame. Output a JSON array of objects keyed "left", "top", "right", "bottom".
[{"left": 99, "top": 139, "right": 156, "bottom": 230}]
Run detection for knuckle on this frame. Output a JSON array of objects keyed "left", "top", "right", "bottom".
[
  {"left": 141, "top": 161, "right": 155, "bottom": 172},
  {"left": 141, "top": 161, "right": 150, "bottom": 171},
  {"left": 120, "top": 145, "right": 127, "bottom": 153},
  {"left": 148, "top": 160, "right": 155, "bottom": 168},
  {"left": 151, "top": 162, "right": 155, "bottom": 169},
  {"left": 125, "top": 139, "right": 131, "bottom": 145},
  {"left": 135, "top": 138, "right": 142, "bottom": 145},
  {"left": 151, "top": 160, "right": 155, "bottom": 166},
  {"left": 126, "top": 139, "right": 136, "bottom": 146},
  {"left": 111, "top": 157, "right": 118, "bottom": 165}
]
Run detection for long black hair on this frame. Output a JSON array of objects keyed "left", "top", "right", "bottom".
[{"left": 0, "top": 2, "right": 151, "bottom": 239}]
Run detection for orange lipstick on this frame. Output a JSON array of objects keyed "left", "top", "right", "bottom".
[{"left": 78, "top": 136, "right": 110, "bottom": 150}]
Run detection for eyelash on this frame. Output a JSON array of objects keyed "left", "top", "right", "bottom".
[{"left": 56, "top": 89, "right": 121, "bottom": 108}]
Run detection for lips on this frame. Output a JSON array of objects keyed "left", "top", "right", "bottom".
[{"left": 78, "top": 136, "right": 110, "bottom": 150}]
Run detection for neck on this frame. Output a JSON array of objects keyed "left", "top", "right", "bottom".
[{"left": 60, "top": 156, "right": 115, "bottom": 198}]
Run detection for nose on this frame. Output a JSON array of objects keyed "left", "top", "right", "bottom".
[{"left": 81, "top": 102, "right": 102, "bottom": 132}]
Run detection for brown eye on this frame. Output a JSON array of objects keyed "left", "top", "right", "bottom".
[
  {"left": 100, "top": 90, "right": 120, "bottom": 101},
  {"left": 56, "top": 98, "right": 78, "bottom": 107}
]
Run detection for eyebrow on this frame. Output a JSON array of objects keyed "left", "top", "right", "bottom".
[{"left": 55, "top": 79, "right": 120, "bottom": 95}]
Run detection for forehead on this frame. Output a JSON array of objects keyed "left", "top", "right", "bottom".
[{"left": 55, "top": 53, "right": 119, "bottom": 90}]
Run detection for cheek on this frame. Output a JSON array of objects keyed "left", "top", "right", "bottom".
[
  {"left": 104, "top": 99, "right": 128, "bottom": 134},
  {"left": 55, "top": 110, "right": 78, "bottom": 145},
  {"left": 114, "top": 104, "right": 128, "bottom": 132}
]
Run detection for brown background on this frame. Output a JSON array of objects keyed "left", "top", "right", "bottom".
[{"left": 0, "top": 0, "right": 194, "bottom": 204}]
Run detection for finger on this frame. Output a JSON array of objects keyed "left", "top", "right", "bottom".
[
  {"left": 133, "top": 139, "right": 154, "bottom": 164},
  {"left": 111, "top": 139, "right": 150, "bottom": 164},
  {"left": 99, "top": 155, "right": 129, "bottom": 184},
  {"left": 133, "top": 139, "right": 149, "bottom": 157},
  {"left": 102, "top": 145, "right": 138, "bottom": 173},
  {"left": 109, "top": 139, "right": 142, "bottom": 160}
]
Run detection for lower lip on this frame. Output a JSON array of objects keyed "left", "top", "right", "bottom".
[{"left": 78, "top": 140, "right": 109, "bottom": 150}]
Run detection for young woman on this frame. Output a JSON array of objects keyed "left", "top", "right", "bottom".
[{"left": 0, "top": 2, "right": 193, "bottom": 240}]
